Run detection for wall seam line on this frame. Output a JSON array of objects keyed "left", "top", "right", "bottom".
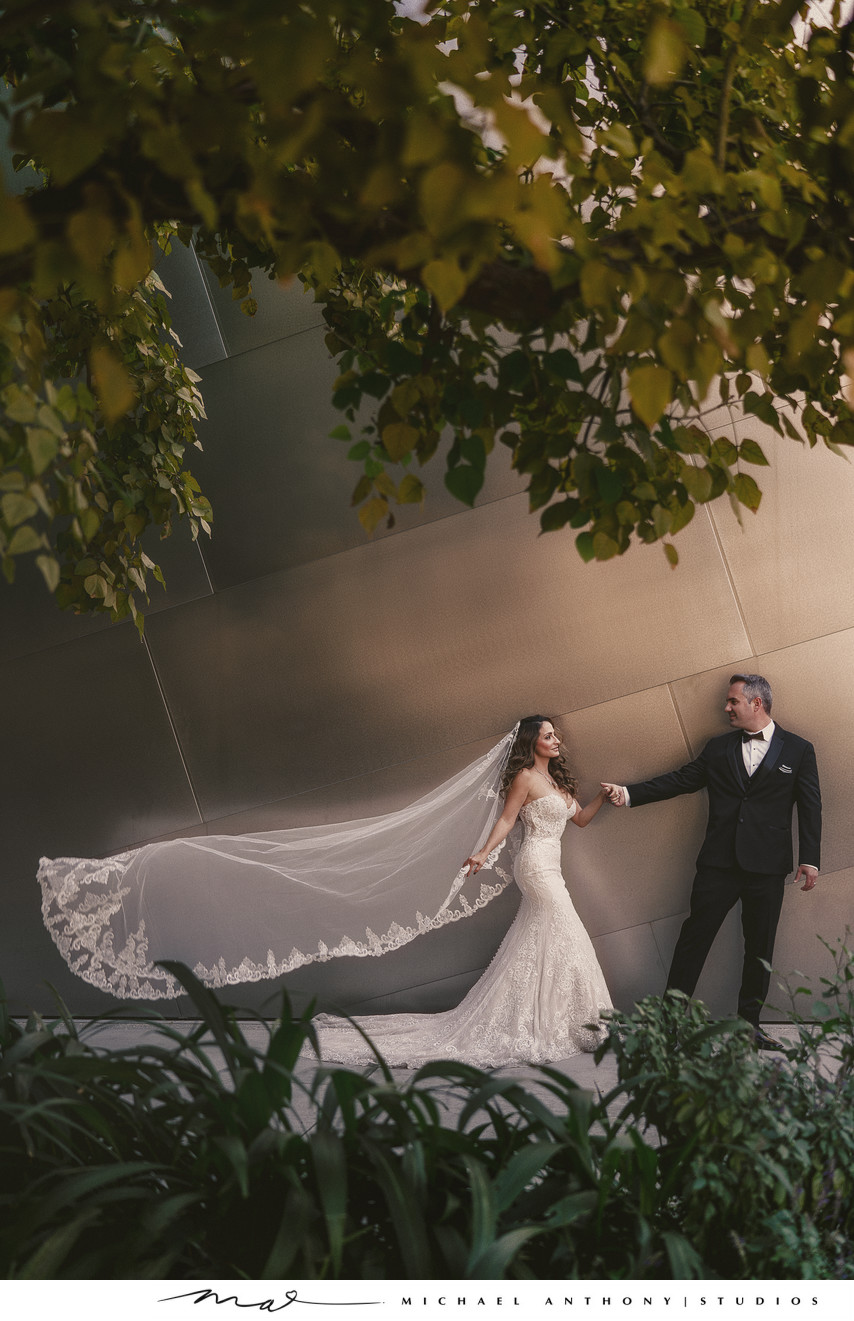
[
  {"left": 190, "top": 242, "right": 229, "bottom": 359},
  {"left": 198, "top": 318, "right": 327, "bottom": 366},
  {"left": 143, "top": 634, "right": 205, "bottom": 823},
  {"left": 666, "top": 680, "right": 695, "bottom": 758}
]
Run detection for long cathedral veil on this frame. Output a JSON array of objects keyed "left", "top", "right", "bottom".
[{"left": 38, "top": 728, "right": 520, "bottom": 1000}]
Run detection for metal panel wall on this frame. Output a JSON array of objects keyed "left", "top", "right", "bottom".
[{"left": 2, "top": 261, "right": 852, "bottom": 1022}]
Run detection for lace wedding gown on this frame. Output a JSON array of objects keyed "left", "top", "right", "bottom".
[
  {"left": 310, "top": 794, "right": 612, "bottom": 1069},
  {"left": 37, "top": 729, "right": 613, "bottom": 1067}
]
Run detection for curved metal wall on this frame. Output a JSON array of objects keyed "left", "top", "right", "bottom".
[{"left": 2, "top": 248, "right": 852, "bottom": 1022}]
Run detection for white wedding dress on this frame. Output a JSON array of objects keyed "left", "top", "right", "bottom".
[
  {"left": 310, "top": 794, "right": 612, "bottom": 1069},
  {"left": 38, "top": 729, "right": 613, "bottom": 1068}
]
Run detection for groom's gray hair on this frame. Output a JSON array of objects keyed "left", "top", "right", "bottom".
[{"left": 731, "top": 672, "right": 772, "bottom": 714}]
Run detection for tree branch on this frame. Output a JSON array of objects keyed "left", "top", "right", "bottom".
[{"left": 716, "top": 0, "right": 759, "bottom": 169}]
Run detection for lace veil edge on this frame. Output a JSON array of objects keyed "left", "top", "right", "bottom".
[{"left": 37, "top": 727, "right": 520, "bottom": 1002}]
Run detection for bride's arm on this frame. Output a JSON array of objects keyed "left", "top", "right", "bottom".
[
  {"left": 463, "top": 771, "right": 530, "bottom": 875},
  {"left": 570, "top": 787, "right": 610, "bottom": 828}
]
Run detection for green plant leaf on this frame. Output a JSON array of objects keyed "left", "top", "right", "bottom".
[
  {"left": 629, "top": 365, "right": 674, "bottom": 429},
  {"left": 358, "top": 496, "right": 389, "bottom": 534},
  {"left": 382, "top": 422, "right": 419, "bottom": 463},
  {"left": 734, "top": 472, "right": 762, "bottom": 510},
  {"left": 445, "top": 464, "right": 483, "bottom": 506}
]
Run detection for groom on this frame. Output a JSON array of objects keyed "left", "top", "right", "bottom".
[{"left": 603, "top": 674, "right": 822, "bottom": 1049}]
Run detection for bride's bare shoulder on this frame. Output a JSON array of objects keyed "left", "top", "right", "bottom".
[
  {"left": 508, "top": 767, "right": 538, "bottom": 806},
  {"left": 507, "top": 767, "right": 534, "bottom": 794}
]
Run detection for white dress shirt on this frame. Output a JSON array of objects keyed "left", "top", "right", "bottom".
[{"left": 742, "top": 719, "right": 774, "bottom": 775}]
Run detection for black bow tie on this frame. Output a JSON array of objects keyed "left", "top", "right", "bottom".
[{"left": 742, "top": 731, "right": 765, "bottom": 742}]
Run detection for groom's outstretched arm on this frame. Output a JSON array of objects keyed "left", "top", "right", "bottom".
[{"left": 621, "top": 744, "right": 712, "bottom": 808}]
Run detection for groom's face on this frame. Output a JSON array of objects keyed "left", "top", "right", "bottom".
[{"left": 725, "top": 682, "right": 762, "bottom": 730}]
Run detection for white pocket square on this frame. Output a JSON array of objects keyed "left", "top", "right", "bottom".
[{"left": 779, "top": 765, "right": 793, "bottom": 773}]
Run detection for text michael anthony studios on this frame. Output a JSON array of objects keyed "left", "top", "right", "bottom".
[{"left": 2, "top": 1279, "right": 851, "bottom": 1321}]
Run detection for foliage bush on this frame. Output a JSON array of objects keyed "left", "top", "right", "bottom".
[
  {"left": 604, "top": 936, "right": 854, "bottom": 1280},
  {"left": 0, "top": 946, "right": 852, "bottom": 1281},
  {"left": 6, "top": 1, "right": 854, "bottom": 612}
]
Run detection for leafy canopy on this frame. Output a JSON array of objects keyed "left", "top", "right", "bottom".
[{"left": 2, "top": 0, "right": 854, "bottom": 620}]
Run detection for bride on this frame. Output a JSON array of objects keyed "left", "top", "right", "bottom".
[
  {"left": 310, "top": 715, "right": 613, "bottom": 1067},
  {"left": 38, "top": 716, "right": 613, "bottom": 1068}
]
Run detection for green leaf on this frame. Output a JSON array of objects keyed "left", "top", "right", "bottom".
[
  {"left": 2, "top": 492, "right": 38, "bottom": 527},
  {"left": 643, "top": 18, "right": 687, "bottom": 85},
  {"left": 545, "top": 348, "right": 582, "bottom": 383},
  {"left": 78, "top": 508, "right": 101, "bottom": 540},
  {"left": 742, "top": 391, "right": 783, "bottom": 435},
  {"left": 652, "top": 503, "right": 671, "bottom": 537},
  {"left": 421, "top": 258, "right": 468, "bottom": 313},
  {"left": 463, "top": 1156, "right": 497, "bottom": 1271},
  {"left": 595, "top": 465, "right": 623, "bottom": 504},
  {"left": 681, "top": 464, "right": 713, "bottom": 502},
  {"left": 7, "top": 525, "right": 41, "bottom": 555},
  {"left": 445, "top": 464, "right": 483, "bottom": 506},
  {"left": 575, "top": 531, "right": 595, "bottom": 562},
  {"left": 543, "top": 1189, "right": 598, "bottom": 1227},
  {"left": 310, "top": 1129, "right": 347, "bottom": 1275},
  {"left": 36, "top": 554, "right": 60, "bottom": 592},
  {"left": 711, "top": 436, "right": 738, "bottom": 466},
  {"left": 629, "top": 365, "right": 673, "bottom": 428},
  {"left": 27, "top": 427, "right": 61, "bottom": 475},
  {"left": 499, "top": 351, "right": 533, "bottom": 392},
  {"left": 734, "top": 472, "right": 762, "bottom": 511},
  {"left": 358, "top": 497, "right": 388, "bottom": 534},
  {"left": 373, "top": 470, "right": 397, "bottom": 500},
  {"left": 470, "top": 1226, "right": 542, "bottom": 1278},
  {"left": 398, "top": 474, "right": 425, "bottom": 503},
  {"left": 601, "top": 124, "right": 636, "bottom": 158},
  {"left": 90, "top": 346, "right": 136, "bottom": 424},
  {"left": 679, "top": 9, "right": 707, "bottom": 46},
  {"left": 592, "top": 531, "right": 619, "bottom": 559},
  {"left": 540, "top": 500, "right": 575, "bottom": 532},
  {"left": 26, "top": 110, "right": 105, "bottom": 186},
  {"left": 17, "top": 1212, "right": 99, "bottom": 1279},
  {"left": 662, "top": 1229, "right": 705, "bottom": 1279},
  {"left": 2, "top": 386, "right": 37, "bottom": 424},
  {"left": 580, "top": 259, "right": 621, "bottom": 309},
  {"left": 738, "top": 438, "right": 769, "bottom": 466},
  {"left": 669, "top": 499, "right": 694, "bottom": 534},
  {"left": 493, "top": 1142, "right": 561, "bottom": 1213},
  {"left": 351, "top": 474, "right": 373, "bottom": 506},
  {"left": 381, "top": 422, "right": 419, "bottom": 462}
]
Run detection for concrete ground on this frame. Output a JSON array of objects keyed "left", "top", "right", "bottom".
[{"left": 25, "top": 1017, "right": 813, "bottom": 1135}]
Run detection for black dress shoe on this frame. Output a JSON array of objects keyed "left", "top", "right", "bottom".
[{"left": 752, "top": 1027, "right": 783, "bottom": 1051}]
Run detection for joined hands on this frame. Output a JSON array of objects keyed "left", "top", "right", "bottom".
[{"left": 601, "top": 783, "right": 625, "bottom": 806}]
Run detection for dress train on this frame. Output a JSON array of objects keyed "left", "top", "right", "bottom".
[{"left": 310, "top": 795, "right": 612, "bottom": 1068}]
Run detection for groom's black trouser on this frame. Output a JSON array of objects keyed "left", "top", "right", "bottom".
[{"left": 665, "top": 864, "right": 787, "bottom": 1026}]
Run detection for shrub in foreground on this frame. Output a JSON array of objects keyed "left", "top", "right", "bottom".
[
  {"left": 0, "top": 943, "right": 851, "bottom": 1280},
  {"left": 603, "top": 937, "right": 854, "bottom": 1279}
]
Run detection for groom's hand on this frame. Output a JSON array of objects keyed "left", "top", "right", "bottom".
[
  {"left": 794, "top": 864, "right": 818, "bottom": 891},
  {"left": 601, "top": 783, "right": 625, "bottom": 806}
]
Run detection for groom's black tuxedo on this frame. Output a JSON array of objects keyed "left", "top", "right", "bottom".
[{"left": 627, "top": 724, "right": 821, "bottom": 1024}]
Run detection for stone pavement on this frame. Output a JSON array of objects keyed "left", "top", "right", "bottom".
[{"left": 51, "top": 1017, "right": 810, "bottom": 1134}]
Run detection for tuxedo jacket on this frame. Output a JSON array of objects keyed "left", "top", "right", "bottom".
[{"left": 626, "top": 725, "right": 821, "bottom": 875}]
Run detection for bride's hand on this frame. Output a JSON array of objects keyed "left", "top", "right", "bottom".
[{"left": 464, "top": 851, "right": 488, "bottom": 875}]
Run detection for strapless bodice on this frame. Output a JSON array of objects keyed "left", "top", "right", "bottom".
[{"left": 519, "top": 793, "right": 575, "bottom": 840}]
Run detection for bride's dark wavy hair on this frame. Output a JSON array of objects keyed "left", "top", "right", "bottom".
[{"left": 501, "top": 715, "right": 578, "bottom": 798}]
